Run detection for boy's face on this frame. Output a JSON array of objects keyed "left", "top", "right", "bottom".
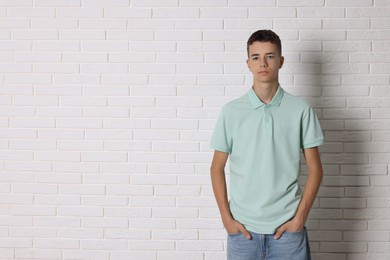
[{"left": 247, "top": 41, "right": 284, "bottom": 85}]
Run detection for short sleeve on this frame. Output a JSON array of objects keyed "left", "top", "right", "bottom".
[
  {"left": 210, "top": 106, "right": 232, "bottom": 153},
  {"left": 301, "top": 106, "right": 324, "bottom": 149}
]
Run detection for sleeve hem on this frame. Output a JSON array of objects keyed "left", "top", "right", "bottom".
[
  {"left": 210, "top": 144, "right": 230, "bottom": 153},
  {"left": 302, "top": 139, "right": 324, "bottom": 149}
]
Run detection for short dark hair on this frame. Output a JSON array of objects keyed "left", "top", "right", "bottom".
[{"left": 247, "top": 30, "right": 282, "bottom": 56}]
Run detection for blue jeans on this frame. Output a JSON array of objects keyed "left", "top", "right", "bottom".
[{"left": 227, "top": 227, "right": 311, "bottom": 260}]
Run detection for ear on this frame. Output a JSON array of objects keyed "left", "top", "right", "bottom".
[
  {"left": 246, "top": 58, "right": 250, "bottom": 68},
  {"left": 279, "top": 56, "right": 284, "bottom": 69}
]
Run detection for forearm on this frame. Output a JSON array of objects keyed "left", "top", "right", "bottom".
[
  {"left": 210, "top": 167, "right": 233, "bottom": 225},
  {"left": 294, "top": 166, "right": 323, "bottom": 224}
]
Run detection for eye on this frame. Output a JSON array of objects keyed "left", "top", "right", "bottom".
[
  {"left": 252, "top": 57, "right": 258, "bottom": 60},
  {"left": 266, "top": 55, "right": 274, "bottom": 59}
]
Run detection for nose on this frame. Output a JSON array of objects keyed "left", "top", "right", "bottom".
[{"left": 260, "top": 57, "right": 268, "bottom": 67}]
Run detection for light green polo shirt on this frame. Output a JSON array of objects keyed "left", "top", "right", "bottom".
[{"left": 210, "top": 85, "right": 324, "bottom": 234}]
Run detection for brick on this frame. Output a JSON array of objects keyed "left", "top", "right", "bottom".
[
  {"left": 158, "top": 252, "right": 203, "bottom": 260},
  {"left": 320, "top": 220, "right": 367, "bottom": 231},
  {"left": 249, "top": 7, "right": 295, "bottom": 17},
  {"left": 348, "top": 30, "right": 390, "bottom": 40},
  {"left": 107, "top": 30, "right": 154, "bottom": 40},
  {"left": 110, "top": 52, "right": 155, "bottom": 63},
  {"left": 105, "top": 229, "right": 150, "bottom": 239},
  {"left": 176, "top": 240, "right": 223, "bottom": 251},
  {"left": 344, "top": 231, "right": 389, "bottom": 242},
  {"left": 297, "top": 7, "right": 344, "bottom": 17},
  {"left": 321, "top": 242, "right": 367, "bottom": 253},
  {"left": 35, "top": 0, "right": 80, "bottom": 6},
  {"left": 175, "top": 19, "right": 223, "bottom": 30},
  {"left": 345, "top": 120, "right": 390, "bottom": 130},
  {"left": 110, "top": 251, "right": 156, "bottom": 260},
  {"left": 0, "top": 238, "right": 32, "bottom": 248},
  {"left": 323, "top": 109, "right": 369, "bottom": 119},
  {"left": 33, "top": 40, "right": 80, "bottom": 51},
  {"left": 31, "top": 19, "right": 78, "bottom": 29},
  {"left": 0, "top": 150, "right": 33, "bottom": 161},
  {"left": 157, "top": 52, "right": 202, "bottom": 63},
  {"left": 155, "top": 30, "right": 202, "bottom": 41},
  {"left": 35, "top": 238, "right": 78, "bottom": 249},
  {"left": 341, "top": 165, "right": 387, "bottom": 175},
  {"left": 102, "top": 75, "right": 148, "bottom": 85},
  {"left": 35, "top": 195, "right": 80, "bottom": 206},
  {"left": 0, "top": 40, "right": 31, "bottom": 50},
  {"left": 128, "top": 241, "right": 175, "bottom": 251},
  {"left": 83, "top": 0, "right": 129, "bottom": 6},
  {"left": 0, "top": 18, "right": 30, "bottom": 29},
  {"left": 368, "top": 242, "right": 390, "bottom": 253},
  {"left": 57, "top": 118, "right": 102, "bottom": 129},
  {"left": 37, "top": 58, "right": 79, "bottom": 72},
  {"left": 130, "top": 63, "right": 174, "bottom": 74},
  {"left": 278, "top": 0, "right": 324, "bottom": 6},
  {"left": 150, "top": 75, "right": 196, "bottom": 85},
  {"left": 82, "top": 196, "right": 128, "bottom": 206},
  {"left": 131, "top": 175, "right": 176, "bottom": 185},
  {"left": 34, "top": 217, "right": 80, "bottom": 227},
  {"left": 152, "top": 207, "right": 198, "bottom": 218},
  {"left": 180, "top": 0, "right": 227, "bottom": 6},
  {"left": 131, "top": 107, "right": 176, "bottom": 118},
  {"left": 228, "top": 0, "right": 275, "bottom": 6},
  {"left": 60, "top": 30, "right": 105, "bottom": 40},
  {"left": 131, "top": 197, "right": 175, "bottom": 207},
  {"left": 104, "top": 7, "right": 151, "bottom": 18},
  {"left": 13, "top": 30, "right": 58, "bottom": 40},
  {"left": 79, "top": 19, "right": 126, "bottom": 29},
  {"left": 56, "top": 7, "right": 103, "bottom": 17},
  {"left": 373, "top": 131, "right": 390, "bottom": 141},
  {"left": 154, "top": 186, "right": 200, "bottom": 196},
  {"left": 63, "top": 53, "right": 107, "bottom": 63},
  {"left": 81, "top": 63, "right": 127, "bottom": 74},
  {"left": 105, "top": 207, "right": 151, "bottom": 218},
  {"left": 57, "top": 206, "right": 103, "bottom": 217},
  {"left": 80, "top": 239, "right": 127, "bottom": 250},
  {"left": 368, "top": 220, "right": 390, "bottom": 231},
  {"left": 58, "top": 228, "right": 103, "bottom": 239},
  {"left": 131, "top": 0, "right": 177, "bottom": 6},
  {"left": 322, "top": 86, "right": 369, "bottom": 97},
  {"left": 54, "top": 74, "right": 100, "bottom": 85},
  {"left": 128, "top": 19, "right": 174, "bottom": 30},
  {"left": 203, "top": 30, "right": 251, "bottom": 41},
  {"left": 178, "top": 42, "right": 224, "bottom": 52},
  {"left": 84, "top": 85, "right": 129, "bottom": 96},
  {"left": 320, "top": 198, "right": 366, "bottom": 208},
  {"left": 202, "top": 7, "right": 247, "bottom": 17},
  {"left": 346, "top": 187, "right": 390, "bottom": 197},
  {"left": 275, "top": 19, "right": 322, "bottom": 29},
  {"left": 367, "top": 197, "right": 390, "bottom": 207},
  {"left": 82, "top": 217, "right": 128, "bottom": 228},
  {"left": 15, "top": 249, "right": 62, "bottom": 259}
]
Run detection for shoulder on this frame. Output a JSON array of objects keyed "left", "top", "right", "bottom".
[
  {"left": 221, "top": 92, "right": 251, "bottom": 114},
  {"left": 281, "top": 89, "right": 312, "bottom": 112}
]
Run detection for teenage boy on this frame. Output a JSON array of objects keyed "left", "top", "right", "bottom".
[{"left": 210, "top": 29, "right": 324, "bottom": 260}]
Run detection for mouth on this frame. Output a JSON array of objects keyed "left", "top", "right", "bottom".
[{"left": 259, "top": 71, "right": 269, "bottom": 75}]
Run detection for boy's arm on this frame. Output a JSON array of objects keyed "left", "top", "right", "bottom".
[
  {"left": 210, "top": 150, "right": 251, "bottom": 239},
  {"left": 274, "top": 146, "right": 323, "bottom": 239}
]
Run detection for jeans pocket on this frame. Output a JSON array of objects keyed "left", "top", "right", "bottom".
[{"left": 227, "top": 232, "right": 241, "bottom": 236}]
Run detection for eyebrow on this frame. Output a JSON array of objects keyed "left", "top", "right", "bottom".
[{"left": 250, "top": 52, "right": 276, "bottom": 57}]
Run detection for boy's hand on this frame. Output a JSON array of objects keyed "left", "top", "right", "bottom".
[
  {"left": 273, "top": 218, "right": 304, "bottom": 240},
  {"left": 224, "top": 219, "right": 252, "bottom": 240}
]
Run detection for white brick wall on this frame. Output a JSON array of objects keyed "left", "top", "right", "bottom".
[{"left": 0, "top": 0, "right": 389, "bottom": 259}]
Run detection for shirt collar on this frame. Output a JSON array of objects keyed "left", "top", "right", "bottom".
[{"left": 248, "top": 85, "right": 284, "bottom": 109}]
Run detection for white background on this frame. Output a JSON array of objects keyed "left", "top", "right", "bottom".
[{"left": 0, "top": 0, "right": 390, "bottom": 259}]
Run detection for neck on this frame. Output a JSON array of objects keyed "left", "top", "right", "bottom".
[{"left": 252, "top": 81, "right": 279, "bottom": 105}]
